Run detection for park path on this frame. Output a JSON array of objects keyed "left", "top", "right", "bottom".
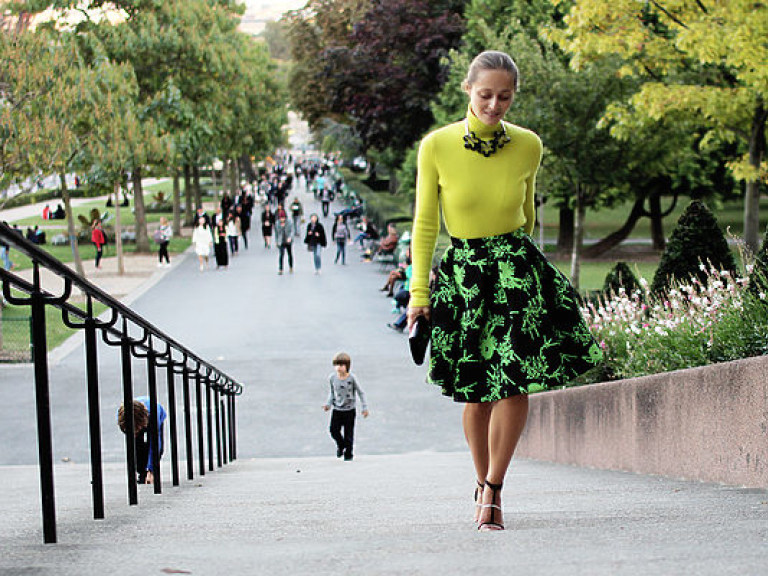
[{"left": 1, "top": 178, "right": 767, "bottom": 574}]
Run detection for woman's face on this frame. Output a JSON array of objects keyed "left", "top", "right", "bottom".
[
  {"left": 465, "top": 69, "right": 515, "bottom": 126},
  {"left": 311, "top": 215, "right": 318, "bottom": 224}
]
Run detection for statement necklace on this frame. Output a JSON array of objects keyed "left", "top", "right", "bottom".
[{"left": 463, "top": 118, "right": 511, "bottom": 157}]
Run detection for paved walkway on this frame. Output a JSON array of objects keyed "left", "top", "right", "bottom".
[{"left": 1, "top": 178, "right": 767, "bottom": 574}]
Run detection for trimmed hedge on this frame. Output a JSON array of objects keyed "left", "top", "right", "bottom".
[{"left": 340, "top": 168, "right": 412, "bottom": 231}]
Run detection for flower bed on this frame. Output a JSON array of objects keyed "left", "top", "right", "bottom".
[{"left": 582, "top": 265, "right": 768, "bottom": 381}]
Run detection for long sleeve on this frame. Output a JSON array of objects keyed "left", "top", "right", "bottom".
[
  {"left": 410, "top": 136, "right": 440, "bottom": 308},
  {"left": 353, "top": 378, "right": 368, "bottom": 412},
  {"left": 326, "top": 376, "right": 335, "bottom": 407}
]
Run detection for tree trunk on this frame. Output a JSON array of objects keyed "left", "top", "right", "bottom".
[
  {"left": 744, "top": 100, "right": 767, "bottom": 253},
  {"left": 172, "top": 169, "right": 182, "bottom": 237},
  {"left": 230, "top": 157, "right": 239, "bottom": 196},
  {"left": 114, "top": 180, "right": 125, "bottom": 276},
  {"left": 60, "top": 171, "right": 84, "bottom": 276},
  {"left": 193, "top": 165, "right": 202, "bottom": 211},
  {"left": 570, "top": 187, "right": 586, "bottom": 292},
  {"left": 557, "top": 206, "right": 574, "bottom": 253},
  {"left": 582, "top": 196, "right": 646, "bottom": 258},
  {"left": 183, "top": 164, "right": 193, "bottom": 226},
  {"left": 648, "top": 192, "right": 666, "bottom": 250},
  {"left": 388, "top": 170, "right": 399, "bottom": 195},
  {"left": 132, "top": 168, "right": 150, "bottom": 252}
]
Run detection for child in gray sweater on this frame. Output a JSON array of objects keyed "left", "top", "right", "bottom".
[{"left": 322, "top": 351, "right": 369, "bottom": 461}]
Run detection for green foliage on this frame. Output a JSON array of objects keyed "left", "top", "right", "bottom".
[
  {"left": 584, "top": 267, "right": 768, "bottom": 382},
  {"left": 602, "top": 261, "right": 640, "bottom": 296},
  {"left": 749, "top": 225, "right": 768, "bottom": 296},
  {"left": 651, "top": 200, "right": 738, "bottom": 294}
]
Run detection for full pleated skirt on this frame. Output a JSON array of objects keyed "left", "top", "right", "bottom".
[{"left": 429, "top": 229, "right": 602, "bottom": 403}]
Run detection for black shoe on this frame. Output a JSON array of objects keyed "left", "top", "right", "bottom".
[
  {"left": 387, "top": 322, "right": 404, "bottom": 333},
  {"left": 344, "top": 454, "right": 353, "bottom": 461},
  {"left": 336, "top": 446, "right": 344, "bottom": 458}
]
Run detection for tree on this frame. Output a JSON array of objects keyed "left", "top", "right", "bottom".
[
  {"left": 285, "top": 0, "right": 370, "bottom": 130},
  {"left": 1, "top": 29, "right": 103, "bottom": 276},
  {"left": 328, "top": 0, "right": 464, "bottom": 171},
  {"left": 552, "top": 0, "right": 768, "bottom": 252}
]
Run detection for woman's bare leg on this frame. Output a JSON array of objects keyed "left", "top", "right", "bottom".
[
  {"left": 463, "top": 402, "right": 492, "bottom": 520},
  {"left": 478, "top": 395, "right": 529, "bottom": 528}
]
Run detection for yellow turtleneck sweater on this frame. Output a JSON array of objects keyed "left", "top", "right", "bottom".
[{"left": 410, "top": 109, "right": 543, "bottom": 307}]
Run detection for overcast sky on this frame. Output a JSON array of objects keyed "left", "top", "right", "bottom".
[{"left": 240, "top": 0, "right": 307, "bottom": 33}]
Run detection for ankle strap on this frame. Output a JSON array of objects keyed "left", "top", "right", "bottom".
[{"left": 485, "top": 480, "right": 503, "bottom": 490}]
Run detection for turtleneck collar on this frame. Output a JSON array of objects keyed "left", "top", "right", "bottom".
[{"left": 467, "top": 104, "right": 503, "bottom": 138}]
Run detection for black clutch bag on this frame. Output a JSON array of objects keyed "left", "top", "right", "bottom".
[{"left": 408, "top": 315, "right": 431, "bottom": 366}]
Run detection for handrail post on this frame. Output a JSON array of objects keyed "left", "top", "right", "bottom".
[
  {"left": 62, "top": 300, "right": 117, "bottom": 522},
  {"left": 181, "top": 360, "right": 194, "bottom": 481},
  {"left": 164, "top": 351, "right": 180, "bottom": 487},
  {"left": 220, "top": 397, "right": 228, "bottom": 466},
  {"left": 195, "top": 367, "right": 206, "bottom": 476},
  {"left": 145, "top": 335, "right": 162, "bottom": 495},
  {"left": 3, "top": 263, "right": 70, "bottom": 543},
  {"left": 30, "top": 266, "right": 56, "bottom": 543},
  {"left": 214, "top": 386, "right": 222, "bottom": 468},
  {"left": 205, "top": 369, "right": 214, "bottom": 472},
  {"left": 231, "top": 392, "right": 237, "bottom": 461}
]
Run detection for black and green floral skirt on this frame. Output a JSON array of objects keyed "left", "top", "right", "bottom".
[{"left": 429, "top": 229, "right": 602, "bottom": 403}]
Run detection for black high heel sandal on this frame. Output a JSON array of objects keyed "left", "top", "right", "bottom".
[{"left": 478, "top": 480, "right": 504, "bottom": 531}]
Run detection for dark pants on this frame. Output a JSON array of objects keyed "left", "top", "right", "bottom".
[
  {"left": 329, "top": 409, "right": 356, "bottom": 458},
  {"left": 322, "top": 201, "right": 330, "bottom": 217},
  {"left": 94, "top": 244, "right": 103, "bottom": 268},
  {"left": 228, "top": 236, "right": 238, "bottom": 254},
  {"left": 158, "top": 241, "right": 170, "bottom": 263},
  {"left": 278, "top": 243, "right": 293, "bottom": 271},
  {"left": 135, "top": 425, "right": 164, "bottom": 483}
]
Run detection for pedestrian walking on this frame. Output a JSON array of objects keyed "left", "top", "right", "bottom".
[
  {"left": 303, "top": 213, "right": 327, "bottom": 274},
  {"left": 332, "top": 214, "right": 350, "bottom": 265},
  {"left": 155, "top": 216, "right": 172, "bottom": 267},
  {"left": 322, "top": 352, "right": 369, "bottom": 461},
  {"left": 319, "top": 186, "right": 333, "bottom": 218},
  {"left": 408, "top": 50, "right": 602, "bottom": 531},
  {"left": 226, "top": 215, "right": 240, "bottom": 255},
  {"left": 261, "top": 205, "right": 275, "bottom": 249},
  {"left": 290, "top": 197, "right": 303, "bottom": 236},
  {"left": 91, "top": 220, "right": 107, "bottom": 269},
  {"left": 192, "top": 216, "right": 213, "bottom": 272},
  {"left": 214, "top": 219, "right": 229, "bottom": 269},
  {"left": 275, "top": 213, "right": 294, "bottom": 274}
]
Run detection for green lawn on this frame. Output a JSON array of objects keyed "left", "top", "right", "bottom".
[{"left": 1, "top": 298, "right": 108, "bottom": 360}]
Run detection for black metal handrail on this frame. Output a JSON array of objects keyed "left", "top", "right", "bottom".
[{"left": 0, "top": 222, "right": 243, "bottom": 544}]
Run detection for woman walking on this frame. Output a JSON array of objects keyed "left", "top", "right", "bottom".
[
  {"left": 191, "top": 216, "right": 213, "bottom": 272},
  {"left": 156, "top": 216, "right": 172, "bottom": 267},
  {"left": 303, "top": 213, "right": 327, "bottom": 274},
  {"left": 91, "top": 220, "right": 107, "bottom": 269},
  {"left": 213, "top": 218, "right": 229, "bottom": 269},
  {"left": 261, "top": 205, "right": 275, "bottom": 249},
  {"left": 332, "top": 214, "right": 350, "bottom": 265},
  {"left": 408, "top": 51, "right": 601, "bottom": 531}
]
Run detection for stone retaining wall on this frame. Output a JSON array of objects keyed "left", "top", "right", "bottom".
[{"left": 517, "top": 355, "right": 768, "bottom": 488}]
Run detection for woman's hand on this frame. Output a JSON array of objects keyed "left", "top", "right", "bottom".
[{"left": 407, "top": 306, "right": 431, "bottom": 331}]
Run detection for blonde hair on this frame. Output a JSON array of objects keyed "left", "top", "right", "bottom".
[
  {"left": 332, "top": 351, "right": 351, "bottom": 371},
  {"left": 464, "top": 50, "right": 520, "bottom": 92}
]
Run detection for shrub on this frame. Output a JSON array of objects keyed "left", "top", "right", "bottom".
[
  {"left": 651, "top": 200, "right": 737, "bottom": 294},
  {"left": 583, "top": 266, "right": 768, "bottom": 381},
  {"left": 603, "top": 261, "right": 640, "bottom": 295},
  {"left": 748, "top": 224, "right": 768, "bottom": 295}
]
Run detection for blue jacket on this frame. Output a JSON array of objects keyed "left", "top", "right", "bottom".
[{"left": 136, "top": 396, "right": 166, "bottom": 472}]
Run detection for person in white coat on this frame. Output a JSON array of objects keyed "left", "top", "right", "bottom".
[{"left": 191, "top": 216, "right": 213, "bottom": 272}]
